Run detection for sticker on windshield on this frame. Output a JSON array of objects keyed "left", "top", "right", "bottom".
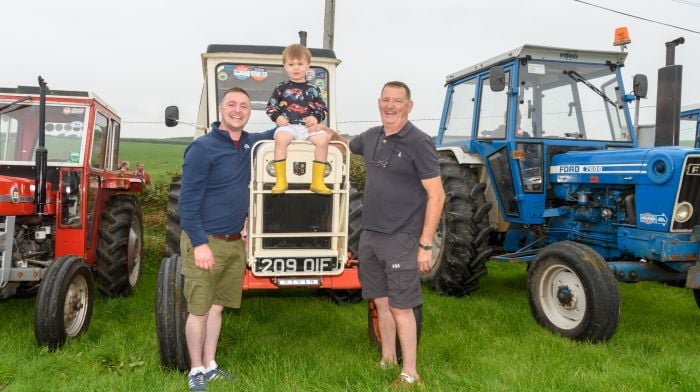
[
  {"left": 233, "top": 65, "right": 250, "bottom": 80},
  {"left": 62, "top": 107, "right": 72, "bottom": 115},
  {"left": 528, "top": 63, "right": 545, "bottom": 75},
  {"left": 251, "top": 67, "right": 268, "bottom": 81},
  {"left": 314, "top": 79, "right": 326, "bottom": 91},
  {"left": 71, "top": 108, "right": 85, "bottom": 114},
  {"left": 70, "top": 121, "right": 83, "bottom": 129},
  {"left": 222, "top": 64, "right": 233, "bottom": 72},
  {"left": 217, "top": 71, "right": 229, "bottom": 81},
  {"left": 315, "top": 69, "right": 326, "bottom": 79},
  {"left": 70, "top": 152, "right": 80, "bottom": 163},
  {"left": 305, "top": 69, "right": 316, "bottom": 82}
]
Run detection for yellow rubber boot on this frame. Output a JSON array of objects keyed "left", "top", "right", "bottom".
[
  {"left": 310, "top": 160, "right": 332, "bottom": 195},
  {"left": 271, "top": 159, "right": 288, "bottom": 194}
]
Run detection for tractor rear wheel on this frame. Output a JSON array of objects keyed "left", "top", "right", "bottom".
[
  {"left": 528, "top": 241, "right": 620, "bottom": 342},
  {"left": 165, "top": 176, "right": 182, "bottom": 257},
  {"left": 156, "top": 255, "right": 189, "bottom": 371},
  {"left": 35, "top": 255, "right": 94, "bottom": 350},
  {"left": 422, "top": 155, "right": 493, "bottom": 296},
  {"left": 95, "top": 194, "right": 143, "bottom": 297},
  {"left": 321, "top": 181, "right": 363, "bottom": 304},
  {"left": 367, "top": 300, "right": 422, "bottom": 361}
]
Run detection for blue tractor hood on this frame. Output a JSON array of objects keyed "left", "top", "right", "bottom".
[
  {"left": 549, "top": 146, "right": 694, "bottom": 186},
  {"left": 549, "top": 146, "right": 700, "bottom": 233}
]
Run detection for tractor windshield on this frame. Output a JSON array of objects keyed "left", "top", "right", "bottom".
[
  {"left": 213, "top": 63, "right": 330, "bottom": 132},
  {"left": 517, "top": 61, "right": 631, "bottom": 142},
  {"left": 680, "top": 111, "right": 698, "bottom": 147},
  {"left": 0, "top": 103, "right": 88, "bottom": 165}
]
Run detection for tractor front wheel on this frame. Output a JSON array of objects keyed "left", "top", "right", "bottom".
[
  {"left": 528, "top": 241, "right": 620, "bottom": 342},
  {"left": 367, "top": 300, "right": 422, "bottom": 361},
  {"left": 156, "top": 255, "right": 189, "bottom": 371},
  {"left": 95, "top": 194, "right": 143, "bottom": 297},
  {"left": 35, "top": 255, "right": 94, "bottom": 350}
]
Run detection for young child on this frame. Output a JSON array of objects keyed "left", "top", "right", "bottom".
[{"left": 266, "top": 44, "right": 331, "bottom": 195}]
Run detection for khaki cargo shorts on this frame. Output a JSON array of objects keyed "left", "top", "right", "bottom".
[{"left": 180, "top": 232, "right": 246, "bottom": 315}]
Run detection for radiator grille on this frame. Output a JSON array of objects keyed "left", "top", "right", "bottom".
[
  {"left": 262, "top": 193, "right": 332, "bottom": 249},
  {"left": 673, "top": 155, "right": 700, "bottom": 231}
]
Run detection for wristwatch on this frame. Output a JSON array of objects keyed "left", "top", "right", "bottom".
[{"left": 419, "top": 243, "right": 432, "bottom": 251}]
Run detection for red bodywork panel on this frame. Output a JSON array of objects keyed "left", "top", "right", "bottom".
[
  {"left": 242, "top": 262, "right": 361, "bottom": 290},
  {"left": 0, "top": 176, "right": 55, "bottom": 215},
  {"left": 0, "top": 91, "right": 141, "bottom": 267}
]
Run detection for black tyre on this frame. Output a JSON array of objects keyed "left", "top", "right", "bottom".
[
  {"left": 422, "top": 154, "right": 493, "bottom": 296},
  {"left": 347, "top": 181, "right": 363, "bottom": 259},
  {"left": 165, "top": 176, "right": 182, "bottom": 257},
  {"left": 367, "top": 300, "right": 422, "bottom": 361},
  {"left": 156, "top": 255, "right": 189, "bottom": 371},
  {"left": 320, "top": 181, "right": 363, "bottom": 304},
  {"left": 322, "top": 289, "right": 363, "bottom": 304},
  {"left": 528, "top": 241, "right": 620, "bottom": 342},
  {"left": 95, "top": 194, "right": 144, "bottom": 297},
  {"left": 35, "top": 255, "right": 94, "bottom": 350}
]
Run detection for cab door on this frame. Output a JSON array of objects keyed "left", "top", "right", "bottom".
[{"left": 469, "top": 66, "right": 523, "bottom": 220}]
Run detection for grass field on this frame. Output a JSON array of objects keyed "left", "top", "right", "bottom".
[
  {"left": 0, "top": 140, "right": 699, "bottom": 391},
  {"left": 117, "top": 140, "right": 187, "bottom": 184}
]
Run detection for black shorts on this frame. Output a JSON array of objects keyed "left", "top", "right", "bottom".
[{"left": 358, "top": 230, "right": 422, "bottom": 309}]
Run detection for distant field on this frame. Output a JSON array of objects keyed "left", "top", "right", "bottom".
[{"left": 118, "top": 140, "right": 187, "bottom": 183}]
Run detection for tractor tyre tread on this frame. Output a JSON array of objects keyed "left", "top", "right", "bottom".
[{"left": 94, "top": 194, "right": 143, "bottom": 297}]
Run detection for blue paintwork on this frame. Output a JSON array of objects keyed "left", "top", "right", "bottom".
[{"left": 436, "top": 53, "right": 700, "bottom": 286}]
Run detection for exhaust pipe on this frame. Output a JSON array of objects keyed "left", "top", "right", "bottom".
[
  {"left": 654, "top": 37, "right": 684, "bottom": 146},
  {"left": 35, "top": 76, "right": 48, "bottom": 214}
]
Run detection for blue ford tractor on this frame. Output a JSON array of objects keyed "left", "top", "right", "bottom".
[{"left": 423, "top": 38, "right": 699, "bottom": 342}]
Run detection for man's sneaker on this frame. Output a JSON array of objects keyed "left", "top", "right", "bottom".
[
  {"left": 187, "top": 371, "right": 207, "bottom": 392},
  {"left": 206, "top": 366, "right": 236, "bottom": 382}
]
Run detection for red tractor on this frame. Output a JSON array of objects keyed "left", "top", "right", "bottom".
[{"left": 0, "top": 78, "right": 144, "bottom": 349}]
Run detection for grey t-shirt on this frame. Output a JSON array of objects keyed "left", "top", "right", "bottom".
[{"left": 349, "top": 121, "right": 441, "bottom": 235}]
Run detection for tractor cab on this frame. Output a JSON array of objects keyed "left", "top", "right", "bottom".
[
  {"left": 681, "top": 104, "right": 700, "bottom": 147},
  {"left": 437, "top": 45, "right": 635, "bottom": 226}
]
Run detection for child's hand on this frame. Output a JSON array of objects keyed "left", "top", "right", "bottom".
[
  {"left": 276, "top": 116, "right": 289, "bottom": 127},
  {"left": 304, "top": 116, "right": 318, "bottom": 127}
]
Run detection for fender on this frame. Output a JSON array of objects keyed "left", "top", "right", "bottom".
[{"left": 437, "top": 146, "right": 483, "bottom": 166}]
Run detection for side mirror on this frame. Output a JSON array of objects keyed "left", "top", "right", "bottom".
[
  {"left": 633, "top": 74, "right": 648, "bottom": 98},
  {"left": 489, "top": 66, "right": 506, "bottom": 92},
  {"left": 165, "top": 106, "right": 180, "bottom": 127}
]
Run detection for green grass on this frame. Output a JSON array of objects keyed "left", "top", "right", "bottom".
[
  {"left": 117, "top": 141, "right": 186, "bottom": 183},
  {"left": 2, "top": 258, "right": 698, "bottom": 391},
  {"left": 0, "top": 139, "right": 699, "bottom": 391}
]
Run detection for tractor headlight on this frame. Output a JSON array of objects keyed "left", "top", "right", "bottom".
[
  {"left": 10, "top": 187, "right": 19, "bottom": 203},
  {"left": 266, "top": 161, "right": 277, "bottom": 177},
  {"left": 674, "top": 202, "right": 693, "bottom": 223}
]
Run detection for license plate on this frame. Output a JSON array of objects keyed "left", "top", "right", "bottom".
[{"left": 253, "top": 257, "right": 338, "bottom": 274}]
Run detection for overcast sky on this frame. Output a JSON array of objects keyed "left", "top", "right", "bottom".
[{"left": 3, "top": 0, "right": 698, "bottom": 138}]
